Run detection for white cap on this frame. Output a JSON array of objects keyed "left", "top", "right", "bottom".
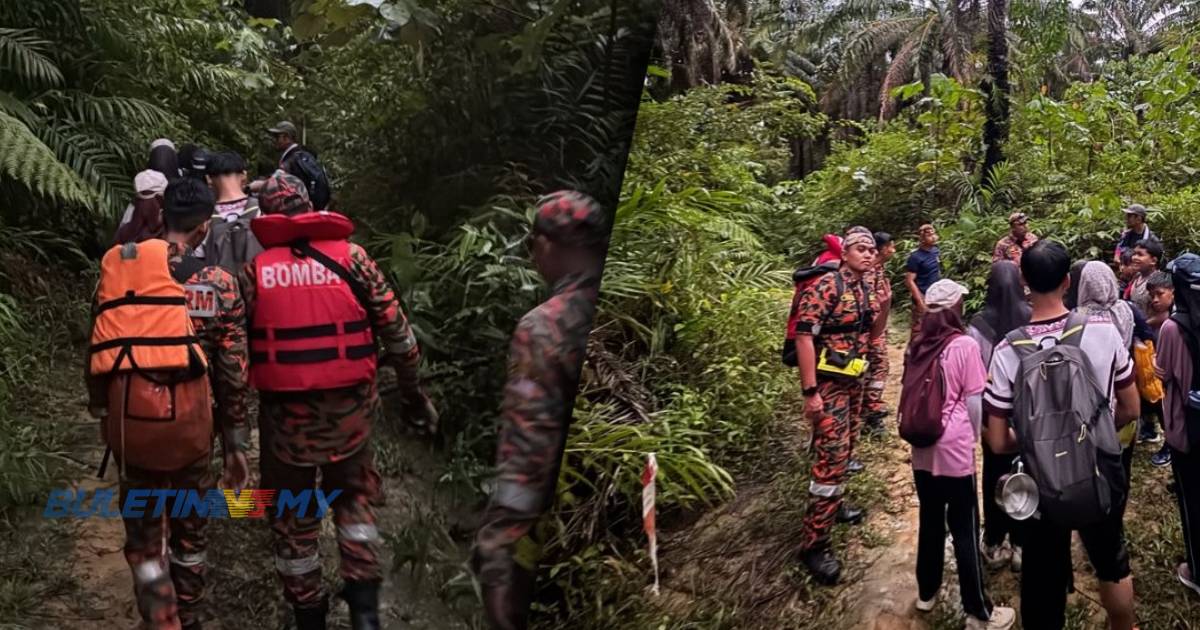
[
  {"left": 133, "top": 170, "right": 168, "bottom": 198},
  {"left": 149, "top": 138, "right": 176, "bottom": 151},
  {"left": 925, "top": 279, "right": 969, "bottom": 311}
]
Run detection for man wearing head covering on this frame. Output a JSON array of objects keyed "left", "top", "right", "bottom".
[
  {"left": 240, "top": 171, "right": 437, "bottom": 629},
  {"left": 472, "top": 191, "right": 608, "bottom": 630},
  {"left": 87, "top": 176, "right": 250, "bottom": 630},
  {"left": 793, "top": 228, "right": 880, "bottom": 586},
  {"left": 993, "top": 212, "right": 1038, "bottom": 265},
  {"left": 863, "top": 231, "right": 897, "bottom": 437},
  {"left": 1114, "top": 204, "right": 1154, "bottom": 265},
  {"left": 265, "top": 121, "right": 332, "bottom": 211},
  {"left": 905, "top": 224, "right": 941, "bottom": 343}
]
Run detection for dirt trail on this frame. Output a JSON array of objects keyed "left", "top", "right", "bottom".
[{"left": 38, "top": 388, "right": 474, "bottom": 629}]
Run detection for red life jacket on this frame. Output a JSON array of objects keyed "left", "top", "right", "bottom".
[{"left": 248, "top": 212, "right": 377, "bottom": 391}]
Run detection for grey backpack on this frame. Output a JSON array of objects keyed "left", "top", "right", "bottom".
[
  {"left": 203, "top": 198, "right": 263, "bottom": 275},
  {"left": 1005, "top": 310, "right": 1127, "bottom": 529}
]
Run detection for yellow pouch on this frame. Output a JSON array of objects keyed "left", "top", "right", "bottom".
[
  {"left": 1118, "top": 419, "right": 1136, "bottom": 448},
  {"left": 1133, "top": 340, "right": 1164, "bottom": 404},
  {"left": 817, "top": 348, "right": 869, "bottom": 379}
]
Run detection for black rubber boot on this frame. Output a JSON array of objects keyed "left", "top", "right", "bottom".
[
  {"left": 482, "top": 564, "right": 535, "bottom": 630},
  {"left": 181, "top": 621, "right": 203, "bottom": 630},
  {"left": 341, "top": 580, "right": 382, "bottom": 630},
  {"left": 293, "top": 598, "right": 328, "bottom": 630},
  {"left": 836, "top": 502, "right": 866, "bottom": 525},
  {"left": 801, "top": 547, "right": 841, "bottom": 585}
]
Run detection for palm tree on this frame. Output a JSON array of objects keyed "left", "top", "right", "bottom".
[
  {"left": 837, "top": 0, "right": 979, "bottom": 120},
  {"left": 981, "top": 0, "right": 1010, "bottom": 185},
  {"left": 1085, "top": 0, "right": 1182, "bottom": 59},
  {"left": 655, "top": 0, "right": 745, "bottom": 91}
]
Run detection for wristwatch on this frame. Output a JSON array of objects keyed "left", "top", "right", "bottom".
[{"left": 802, "top": 386, "right": 818, "bottom": 398}]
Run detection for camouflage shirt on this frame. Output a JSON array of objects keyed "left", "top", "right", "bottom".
[
  {"left": 495, "top": 271, "right": 601, "bottom": 485},
  {"left": 240, "top": 242, "right": 421, "bottom": 466},
  {"left": 85, "top": 241, "right": 250, "bottom": 452},
  {"left": 865, "top": 264, "right": 892, "bottom": 326},
  {"left": 794, "top": 267, "right": 875, "bottom": 359},
  {"left": 992, "top": 232, "right": 1038, "bottom": 265}
]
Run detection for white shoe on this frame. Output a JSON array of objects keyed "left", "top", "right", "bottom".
[
  {"left": 915, "top": 593, "right": 937, "bottom": 612},
  {"left": 965, "top": 606, "right": 1016, "bottom": 630},
  {"left": 1010, "top": 546, "right": 1022, "bottom": 573}
]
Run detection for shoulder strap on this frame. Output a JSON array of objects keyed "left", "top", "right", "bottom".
[
  {"left": 292, "top": 240, "right": 372, "bottom": 314},
  {"left": 171, "top": 255, "right": 207, "bottom": 284},
  {"left": 1059, "top": 310, "right": 1088, "bottom": 349},
  {"left": 1004, "top": 324, "right": 1037, "bottom": 359}
]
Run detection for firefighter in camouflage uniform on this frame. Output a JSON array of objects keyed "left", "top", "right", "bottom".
[
  {"left": 472, "top": 191, "right": 608, "bottom": 630},
  {"left": 86, "top": 177, "right": 251, "bottom": 630},
  {"left": 863, "top": 231, "right": 897, "bottom": 437},
  {"left": 240, "top": 172, "right": 438, "bottom": 630},
  {"left": 794, "top": 229, "right": 881, "bottom": 586}
]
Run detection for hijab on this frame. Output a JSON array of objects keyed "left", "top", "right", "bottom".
[
  {"left": 1065, "top": 260, "right": 1087, "bottom": 310},
  {"left": 1077, "top": 260, "right": 1135, "bottom": 348},
  {"left": 148, "top": 140, "right": 180, "bottom": 182},
  {"left": 908, "top": 300, "right": 966, "bottom": 370},
  {"left": 971, "top": 261, "right": 1031, "bottom": 344}
]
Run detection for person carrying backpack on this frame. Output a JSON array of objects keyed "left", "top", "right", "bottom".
[
  {"left": 900, "top": 279, "right": 1015, "bottom": 630},
  {"left": 241, "top": 172, "right": 437, "bottom": 630},
  {"left": 198, "top": 152, "right": 263, "bottom": 274},
  {"left": 266, "top": 121, "right": 332, "bottom": 211},
  {"left": 85, "top": 177, "right": 250, "bottom": 630},
  {"left": 863, "top": 231, "right": 897, "bottom": 437},
  {"left": 794, "top": 229, "right": 880, "bottom": 585},
  {"left": 983, "top": 240, "right": 1139, "bottom": 630},
  {"left": 114, "top": 170, "right": 169, "bottom": 246},
  {"left": 781, "top": 233, "right": 843, "bottom": 367},
  {"left": 966, "top": 261, "right": 1031, "bottom": 572},
  {"left": 1153, "top": 252, "right": 1200, "bottom": 597}
]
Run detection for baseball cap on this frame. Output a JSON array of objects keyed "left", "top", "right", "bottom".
[
  {"left": 925, "top": 279, "right": 969, "bottom": 311},
  {"left": 531, "top": 190, "right": 609, "bottom": 248},
  {"left": 1123, "top": 204, "right": 1148, "bottom": 217},
  {"left": 259, "top": 170, "right": 312, "bottom": 216},
  {"left": 268, "top": 121, "right": 299, "bottom": 138},
  {"left": 133, "top": 170, "right": 168, "bottom": 199},
  {"left": 1008, "top": 212, "right": 1028, "bottom": 224}
]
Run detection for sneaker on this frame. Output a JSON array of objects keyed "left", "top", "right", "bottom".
[
  {"left": 965, "top": 606, "right": 1016, "bottom": 630},
  {"left": 847, "top": 458, "right": 865, "bottom": 474},
  {"left": 1138, "top": 420, "right": 1163, "bottom": 444},
  {"left": 1151, "top": 444, "right": 1173, "bottom": 468},
  {"left": 1010, "top": 545, "right": 1022, "bottom": 573},
  {"left": 835, "top": 503, "right": 866, "bottom": 525},
  {"left": 915, "top": 593, "right": 937, "bottom": 612},
  {"left": 980, "top": 535, "right": 1010, "bottom": 568},
  {"left": 1180, "top": 563, "right": 1200, "bottom": 597}
]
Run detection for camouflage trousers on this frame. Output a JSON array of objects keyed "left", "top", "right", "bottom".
[
  {"left": 473, "top": 407, "right": 567, "bottom": 596},
  {"left": 864, "top": 333, "right": 889, "bottom": 417},
  {"left": 119, "top": 456, "right": 213, "bottom": 630},
  {"left": 799, "top": 378, "right": 864, "bottom": 552},
  {"left": 260, "top": 428, "right": 384, "bottom": 609}
]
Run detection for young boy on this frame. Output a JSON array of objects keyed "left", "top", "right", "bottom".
[{"left": 1147, "top": 270, "right": 1175, "bottom": 467}]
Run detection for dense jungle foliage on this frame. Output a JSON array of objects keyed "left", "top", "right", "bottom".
[{"left": 4, "top": 0, "right": 1200, "bottom": 627}]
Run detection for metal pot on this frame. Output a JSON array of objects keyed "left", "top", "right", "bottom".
[{"left": 995, "top": 460, "right": 1039, "bottom": 521}]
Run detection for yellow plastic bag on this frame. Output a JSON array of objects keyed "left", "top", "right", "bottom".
[
  {"left": 1134, "top": 340, "right": 1164, "bottom": 404},
  {"left": 817, "top": 348, "right": 869, "bottom": 379}
]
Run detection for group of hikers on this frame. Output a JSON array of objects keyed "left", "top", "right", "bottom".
[
  {"left": 84, "top": 122, "right": 608, "bottom": 630},
  {"left": 785, "top": 206, "right": 1200, "bottom": 629}
]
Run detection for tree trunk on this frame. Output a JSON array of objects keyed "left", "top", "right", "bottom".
[{"left": 980, "top": 0, "right": 1010, "bottom": 190}]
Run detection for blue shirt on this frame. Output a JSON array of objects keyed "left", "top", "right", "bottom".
[{"left": 906, "top": 246, "right": 941, "bottom": 296}]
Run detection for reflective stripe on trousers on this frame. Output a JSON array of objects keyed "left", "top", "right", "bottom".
[
  {"left": 134, "top": 559, "right": 167, "bottom": 584},
  {"left": 275, "top": 553, "right": 320, "bottom": 576},
  {"left": 809, "top": 481, "right": 843, "bottom": 497},
  {"left": 338, "top": 523, "right": 381, "bottom": 543},
  {"left": 168, "top": 549, "right": 207, "bottom": 568}
]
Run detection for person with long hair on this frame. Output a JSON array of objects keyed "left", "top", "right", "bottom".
[
  {"left": 966, "top": 261, "right": 1031, "bottom": 572},
  {"left": 113, "top": 170, "right": 167, "bottom": 245},
  {"left": 907, "top": 279, "right": 1015, "bottom": 630}
]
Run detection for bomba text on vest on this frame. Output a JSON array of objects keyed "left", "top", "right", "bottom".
[{"left": 260, "top": 260, "right": 343, "bottom": 289}]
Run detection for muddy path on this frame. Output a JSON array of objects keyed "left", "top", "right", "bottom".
[
  {"left": 34, "top": 379, "right": 479, "bottom": 630},
  {"left": 646, "top": 329, "right": 1118, "bottom": 630}
]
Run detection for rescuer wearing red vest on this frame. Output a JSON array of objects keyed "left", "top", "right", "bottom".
[
  {"left": 85, "top": 177, "right": 251, "bottom": 630},
  {"left": 472, "top": 191, "right": 608, "bottom": 630},
  {"left": 240, "top": 172, "right": 437, "bottom": 630}
]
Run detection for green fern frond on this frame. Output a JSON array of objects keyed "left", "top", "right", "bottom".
[
  {"left": 0, "top": 28, "right": 63, "bottom": 88},
  {"left": 0, "top": 111, "right": 90, "bottom": 208}
]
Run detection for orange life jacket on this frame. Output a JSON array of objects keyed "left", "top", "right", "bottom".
[{"left": 89, "top": 240, "right": 207, "bottom": 375}]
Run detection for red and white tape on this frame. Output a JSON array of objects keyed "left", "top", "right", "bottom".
[{"left": 641, "top": 452, "right": 660, "bottom": 595}]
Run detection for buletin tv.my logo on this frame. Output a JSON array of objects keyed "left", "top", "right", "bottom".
[{"left": 43, "top": 489, "right": 342, "bottom": 519}]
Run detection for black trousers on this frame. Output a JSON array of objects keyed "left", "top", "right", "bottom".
[
  {"left": 981, "top": 440, "right": 1025, "bottom": 548},
  {"left": 913, "top": 470, "right": 992, "bottom": 621},
  {"left": 1171, "top": 446, "right": 1200, "bottom": 581}
]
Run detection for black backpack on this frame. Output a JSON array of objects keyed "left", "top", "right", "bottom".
[
  {"left": 285, "top": 148, "right": 332, "bottom": 210},
  {"left": 202, "top": 198, "right": 264, "bottom": 275},
  {"left": 1168, "top": 252, "right": 1200, "bottom": 450}
]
